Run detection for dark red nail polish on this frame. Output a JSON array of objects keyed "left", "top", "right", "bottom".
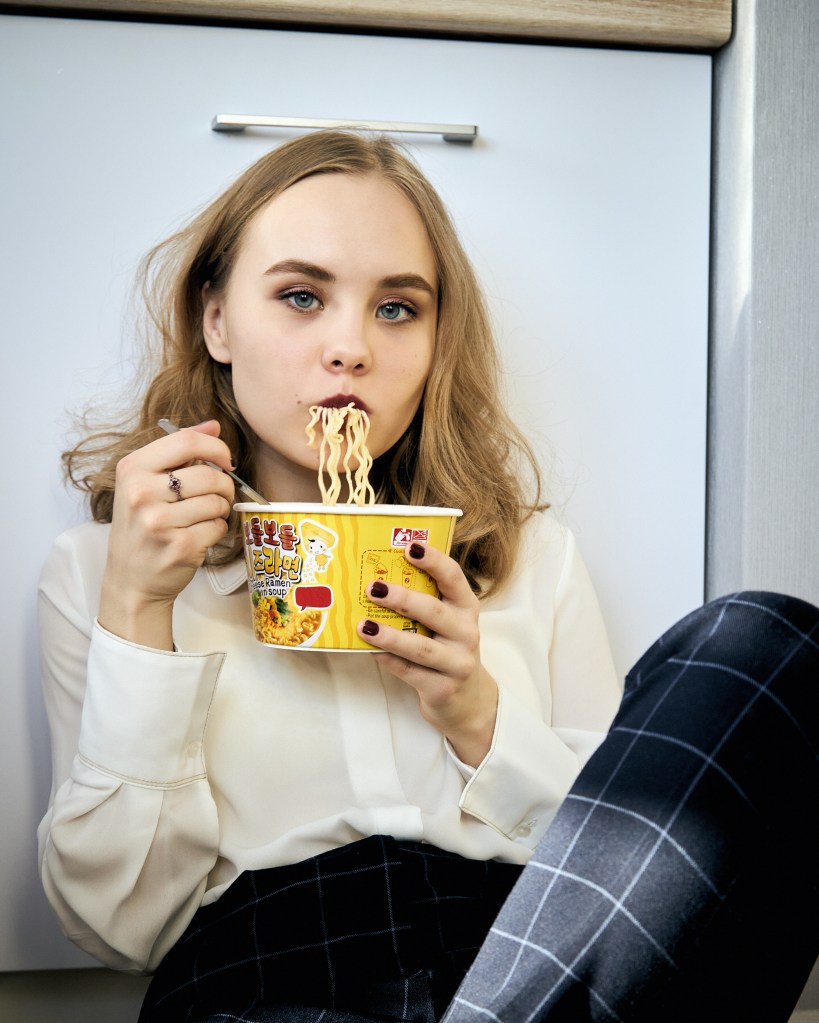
[
  {"left": 362, "top": 619, "right": 379, "bottom": 637},
  {"left": 371, "top": 580, "right": 389, "bottom": 599},
  {"left": 409, "top": 543, "right": 425, "bottom": 559}
]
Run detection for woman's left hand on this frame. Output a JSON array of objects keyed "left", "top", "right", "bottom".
[{"left": 356, "top": 543, "right": 498, "bottom": 768}]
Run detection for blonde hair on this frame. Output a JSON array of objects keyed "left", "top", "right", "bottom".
[{"left": 64, "top": 130, "right": 544, "bottom": 596}]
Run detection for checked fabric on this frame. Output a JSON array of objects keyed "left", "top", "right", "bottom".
[
  {"left": 138, "top": 835, "right": 521, "bottom": 1022},
  {"left": 444, "top": 591, "right": 819, "bottom": 1023}
]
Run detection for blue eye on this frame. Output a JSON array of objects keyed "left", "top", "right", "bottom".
[
  {"left": 289, "top": 290, "right": 318, "bottom": 310},
  {"left": 378, "top": 301, "right": 415, "bottom": 322},
  {"left": 281, "top": 288, "right": 321, "bottom": 312}
]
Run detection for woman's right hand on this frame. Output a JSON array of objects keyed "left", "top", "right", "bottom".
[{"left": 98, "top": 420, "right": 235, "bottom": 649}]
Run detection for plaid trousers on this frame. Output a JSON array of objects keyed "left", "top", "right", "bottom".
[
  {"left": 138, "top": 835, "right": 521, "bottom": 1023},
  {"left": 444, "top": 591, "right": 819, "bottom": 1023}
]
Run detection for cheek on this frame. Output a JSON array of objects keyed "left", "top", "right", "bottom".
[
  {"left": 391, "top": 366, "right": 428, "bottom": 415},
  {"left": 399, "top": 341, "right": 434, "bottom": 393},
  {"left": 383, "top": 380, "right": 427, "bottom": 443},
  {"left": 409, "top": 359, "right": 433, "bottom": 406}
]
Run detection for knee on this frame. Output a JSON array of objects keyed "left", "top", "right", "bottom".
[
  {"left": 705, "top": 591, "right": 819, "bottom": 670},
  {"left": 611, "top": 590, "right": 819, "bottom": 785},
  {"left": 624, "top": 589, "right": 819, "bottom": 699},
  {"left": 720, "top": 589, "right": 819, "bottom": 623}
]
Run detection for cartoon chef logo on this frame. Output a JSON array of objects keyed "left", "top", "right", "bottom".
[{"left": 300, "top": 519, "right": 338, "bottom": 583}]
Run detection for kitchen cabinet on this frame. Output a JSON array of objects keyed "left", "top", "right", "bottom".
[
  {"left": 0, "top": 13, "right": 711, "bottom": 970},
  {"left": 0, "top": 0, "right": 734, "bottom": 48}
]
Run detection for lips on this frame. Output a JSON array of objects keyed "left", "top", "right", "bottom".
[{"left": 315, "top": 393, "right": 371, "bottom": 414}]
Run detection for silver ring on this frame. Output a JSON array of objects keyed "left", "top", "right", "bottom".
[{"left": 168, "top": 472, "right": 183, "bottom": 501}]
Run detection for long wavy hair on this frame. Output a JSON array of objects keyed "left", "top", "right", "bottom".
[{"left": 64, "top": 130, "right": 544, "bottom": 596}]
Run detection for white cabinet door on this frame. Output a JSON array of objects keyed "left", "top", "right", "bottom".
[{"left": 0, "top": 14, "right": 711, "bottom": 970}]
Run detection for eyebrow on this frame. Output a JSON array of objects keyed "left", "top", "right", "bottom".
[
  {"left": 264, "top": 259, "right": 436, "bottom": 297},
  {"left": 264, "top": 259, "right": 333, "bottom": 282},
  {"left": 380, "top": 273, "right": 436, "bottom": 297}
]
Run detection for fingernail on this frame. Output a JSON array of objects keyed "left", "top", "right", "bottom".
[
  {"left": 362, "top": 619, "right": 379, "bottom": 637},
  {"left": 370, "top": 581, "right": 389, "bottom": 599},
  {"left": 409, "top": 543, "right": 425, "bottom": 559}
]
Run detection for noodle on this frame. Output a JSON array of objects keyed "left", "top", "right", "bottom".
[{"left": 305, "top": 403, "right": 376, "bottom": 505}]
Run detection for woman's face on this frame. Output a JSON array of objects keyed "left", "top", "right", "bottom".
[{"left": 203, "top": 171, "right": 437, "bottom": 501}]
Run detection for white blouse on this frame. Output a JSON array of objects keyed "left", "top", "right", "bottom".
[{"left": 37, "top": 511, "right": 621, "bottom": 973}]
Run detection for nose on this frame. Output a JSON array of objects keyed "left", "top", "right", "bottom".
[{"left": 320, "top": 314, "right": 372, "bottom": 376}]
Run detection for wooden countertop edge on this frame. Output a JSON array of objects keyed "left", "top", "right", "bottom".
[{"left": 0, "top": 0, "right": 733, "bottom": 49}]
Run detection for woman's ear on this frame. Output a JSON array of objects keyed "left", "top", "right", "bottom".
[{"left": 202, "top": 283, "right": 232, "bottom": 364}]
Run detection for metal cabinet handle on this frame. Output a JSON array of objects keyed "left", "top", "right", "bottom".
[{"left": 211, "top": 113, "right": 478, "bottom": 144}]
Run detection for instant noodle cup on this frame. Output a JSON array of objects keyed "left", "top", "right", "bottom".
[{"left": 235, "top": 503, "right": 463, "bottom": 651}]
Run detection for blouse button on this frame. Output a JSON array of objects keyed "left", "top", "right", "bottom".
[{"left": 186, "top": 741, "right": 202, "bottom": 759}]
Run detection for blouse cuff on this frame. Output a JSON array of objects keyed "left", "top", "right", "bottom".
[
  {"left": 77, "top": 620, "right": 225, "bottom": 786},
  {"left": 458, "top": 683, "right": 604, "bottom": 849}
]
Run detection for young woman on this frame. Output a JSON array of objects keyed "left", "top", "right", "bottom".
[
  {"left": 38, "top": 130, "right": 620, "bottom": 1021},
  {"left": 38, "top": 131, "right": 818, "bottom": 1023}
]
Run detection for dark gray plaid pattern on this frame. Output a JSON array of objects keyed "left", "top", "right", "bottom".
[
  {"left": 444, "top": 591, "right": 819, "bottom": 1023},
  {"left": 195, "top": 1000, "right": 430, "bottom": 1023},
  {"left": 138, "top": 835, "right": 521, "bottom": 1022}
]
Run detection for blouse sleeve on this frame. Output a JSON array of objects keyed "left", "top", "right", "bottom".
[
  {"left": 37, "top": 527, "right": 224, "bottom": 973},
  {"left": 457, "top": 517, "right": 623, "bottom": 851}
]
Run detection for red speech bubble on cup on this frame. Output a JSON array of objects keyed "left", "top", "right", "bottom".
[{"left": 295, "top": 585, "right": 333, "bottom": 610}]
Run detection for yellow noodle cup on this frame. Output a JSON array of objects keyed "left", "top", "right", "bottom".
[{"left": 235, "top": 503, "right": 463, "bottom": 651}]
